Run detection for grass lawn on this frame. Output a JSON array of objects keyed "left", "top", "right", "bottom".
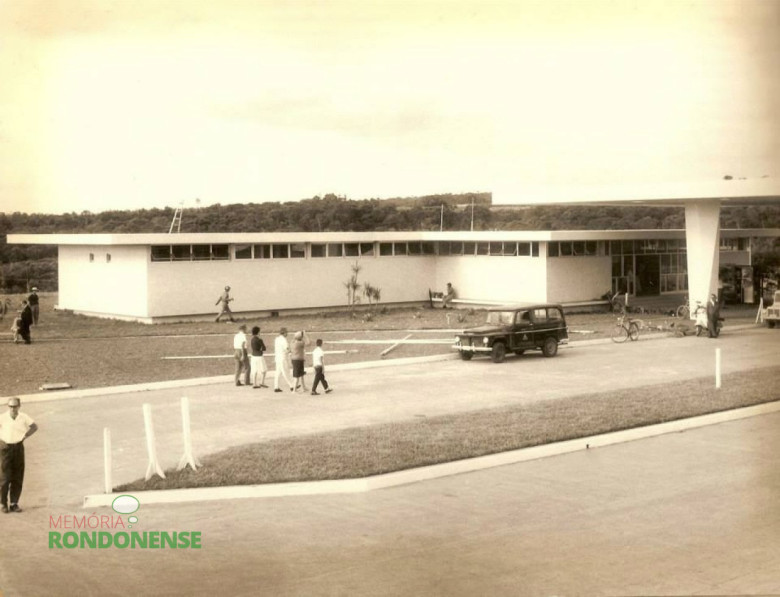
[{"left": 116, "top": 364, "right": 780, "bottom": 491}]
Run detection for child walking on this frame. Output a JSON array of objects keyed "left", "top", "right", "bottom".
[{"left": 310, "top": 338, "right": 333, "bottom": 396}]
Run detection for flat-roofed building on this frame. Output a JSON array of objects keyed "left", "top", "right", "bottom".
[{"left": 7, "top": 229, "right": 775, "bottom": 322}]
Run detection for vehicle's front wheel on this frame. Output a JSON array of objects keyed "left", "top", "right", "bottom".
[
  {"left": 491, "top": 342, "right": 506, "bottom": 363},
  {"left": 542, "top": 336, "right": 558, "bottom": 357},
  {"left": 460, "top": 350, "right": 473, "bottom": 361}
]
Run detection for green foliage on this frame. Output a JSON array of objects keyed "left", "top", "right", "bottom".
[{"left": 2, "top": 194, "right": 779, "bottom": 292}]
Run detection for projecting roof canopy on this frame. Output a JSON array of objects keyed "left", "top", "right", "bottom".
[{"left": 492, "top": 178, "right": 780, "bottom": 207}]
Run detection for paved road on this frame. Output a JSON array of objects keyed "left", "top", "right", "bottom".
[{"left": 1, "top": 326, "right": 778, "bottom": 595}]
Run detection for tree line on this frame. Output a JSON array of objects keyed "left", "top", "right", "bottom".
[{"left": 1, "top": 192, "right": 778, "bottom": 292}]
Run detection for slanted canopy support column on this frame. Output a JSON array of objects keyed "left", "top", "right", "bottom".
[{"left": 684, "top": 199, "right": 721, "bottom": 310}]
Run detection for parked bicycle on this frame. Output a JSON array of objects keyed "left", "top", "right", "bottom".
[
  {"left": 611, "top": 314, "right": 640, "bottom": 343},
  {"left": 675, "top": 295, "right": 691, "bottom": 319}
]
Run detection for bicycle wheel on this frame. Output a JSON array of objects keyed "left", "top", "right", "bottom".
[
  {"left": 628, "top": 322, "right": 639, "bottom": 341},
  {"left": 611, "top": 324, "right": 629, "bottom": 343},
  {"left": 676, "top": 304, "right": 690, "bottom": 319}
]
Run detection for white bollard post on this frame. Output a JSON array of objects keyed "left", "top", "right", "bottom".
[
  {"left": 715, "top": 347, "right": 722, "bottom": 389},
  {"left": 103, "top": 427, "right": 112, "bottom": 494},
  {"left": 177, "top": 397, "right": 201, "bottom": 471},
  {"left": 143, "top": 403, "right": 166, "bottom": 481}
]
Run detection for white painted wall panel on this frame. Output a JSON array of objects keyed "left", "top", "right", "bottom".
[
  {"left": 546, "top": 257, "right": 612, "bottom": 303},
  {"left": 434, "top": 256, "right": 548, "bottom": 303},
  {"left": 146, "top": 256, "right": 437, "bottom": 316},
  {"left": 58, "top": 245, "right": 149, "bottom": 317}
]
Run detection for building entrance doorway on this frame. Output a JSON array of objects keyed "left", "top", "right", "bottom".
[{"left": 636, "top": 255, "right": 660, "bottom": 296}]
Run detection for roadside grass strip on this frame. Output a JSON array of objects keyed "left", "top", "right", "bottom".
[{"left": 93, "top": 365, "right": 780, "bottom": 504}]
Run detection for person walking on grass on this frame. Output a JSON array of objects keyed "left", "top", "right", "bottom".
[
  {"left": 249, "top": 326, "right": 269, "bottom": 389},
  {"left": 291, "top": 330, "right": 310, "bottom": 393},
  {"left": 233, "top": 324, "right": 250, "bottom": 386},
  {"left": 310, "top": 338, "right": 333, "bottom": 396},
  {"left": 273, "top": 328, "right": 294, "bottom": 393},
  {"left": 27, "top": 287, "right": 40, "bottom": 325},
  {"left": 18, "top": 300, "right": 33, "bottom": 344},
  {"left": 215, "top": 285, "right": 236, "bottom": 323},
  {"left": 0, "top": 397, "right": 38, "bottom": 514}
]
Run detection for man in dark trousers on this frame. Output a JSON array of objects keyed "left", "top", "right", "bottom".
[
  {"left": 19, "top": 300, "right": 33, "bottom": 344},
  {"left": 27, "top": 287, "right": 40, "bottom": 325},
  {"left": 0, "top": 397, "right": 38, "bottom": 513},
  {"left": 706, "top": 292, "right": 721, "bottom": 338}
]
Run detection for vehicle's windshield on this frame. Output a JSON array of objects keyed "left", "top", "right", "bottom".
[{"left": 486, "top": 311, "right": 516, "bottom": 325}]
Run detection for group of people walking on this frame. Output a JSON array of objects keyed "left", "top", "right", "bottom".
[{"left": 231, "top": 325, "right": 332, "bottom": 396}]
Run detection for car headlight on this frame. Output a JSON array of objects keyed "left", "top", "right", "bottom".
[{"left": 482, "top": 337, "right": 489, "bottom": 345}]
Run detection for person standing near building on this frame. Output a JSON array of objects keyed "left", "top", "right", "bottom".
[
  {"left": 18, "top": 300, "right": 33, "bottom": 344},
  {"left": 0, "top": 397, "right": 38, "bottom": 513},
  {"left": 706, "top": 292, "right": 722, "bottom": 338},
  {"left": 290, "top": 330, "right": 310, "bottom": 393},
  {"left": 442, "top": 282, "right": 456, "bottom": 309},
  {"left": 273, "top": 328, "right": 294, "bottom": 393},
  {"left": 27, "top": 287, "right": 40, "bottom": 325},
  {"left": 215, "top": 285, "right": 236, "bottom": 323},
  {"left": 310, "top": 338, "right": 333, "bottom": 396},
  {"left": 233, "top": 324, "right": 250, "bottom": 386},
  {"left": 10, "top": 311, "right": 22, "bottom": 344},
  {"left": 249, "top": 326, "right": 269, "bottom": 389}
]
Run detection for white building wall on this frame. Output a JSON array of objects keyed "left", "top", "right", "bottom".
[
  {"left": 434, "top": 256, "right": 548, "bottom": 303},
  {"left": 58, "top": 245, "right": 149, "bottom": 317},
  {"left": 546, "top": 257, "right": 612, "bottom": 303},
  {"left": 146, "top": 255, "right": 437, "bottom": 316}
]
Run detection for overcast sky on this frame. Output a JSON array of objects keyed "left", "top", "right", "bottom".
[{"left": 1, "top": 0, "right": 778, "bottom": 214}]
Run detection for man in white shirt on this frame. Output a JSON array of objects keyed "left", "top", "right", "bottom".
[
  {"left": 233, "top": 324, "right": 250, "bottom": 386},
  {"left": 310, "top": 338, "right": 333, "bottom": 396},
  {"left": 0, "top": 397, "right": 38, "bottom": 513},
  {"left": 273, "top": 328, "right": 294, "bottom": 393}
]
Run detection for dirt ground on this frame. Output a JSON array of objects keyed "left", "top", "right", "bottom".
[{"left": 0, "top": 292, "right": 761, "bottom": 396}]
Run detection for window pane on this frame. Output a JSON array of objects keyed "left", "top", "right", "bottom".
[
  {"left": 450, "top": 242, "right": 464, "bottom": 255},
  {"left": 560, "top": 242, "right": 572, "bottom": 256},
  {"left": 290, "top": 243, "right": 305, "bottom": 258},
  {"left": 359, "top": 242, "right": 374, "bottom": 256},
  {"left": 610, "top": 241, "right": 622, "bottom": 255},
  {"left": 463, "top": 242, "right": 475, "bottom": 255},
  {"left": 172, "top": 245, "right": 191, "bottom": 261},
  {"left": 548, "top": 242, "right": 559, "bottom": 257},
  {"left": 328, "top": 243, "right": 343, "bottom": 257},
  {"left": 476, "top": 242, "right": 489, "bottom": 256},
  {"left": 394, "top": 242, "right": 407, "bottom": 256},
  {"left": 254, "top": 244, "right": 271, "bottom": 259},
  {"left": 379, "top": 242, "right": 393, "bottom": 256},
  {"left": 421, "top": 242, "right": 435, "bottom": 255},
  {"left": 585, "top": 241, "right": 597, "bottom": 256},
  {"left": 192, "top": 245, "right": 211, "bottom": 260},
  {"left": 151, "top": 246, "right": 171, "bottom": 261},
  {"left": 489, "top": 242, "right": 502, "bottom": 255},
  {"left": 212, "top": 245, "right": 230, "bottom": 260},
  {"left": 273, "top": 244, "right": 289, "bottom": 259},
  {"left": 438, "top": 242, "right": 451, "bottom": 256},
  {"left": 344, "top": 243, "right": 359, "bottom": 257},
  {"left": 547, "top": 308, "right": 562, "bottom": 321},
  {"left": 311, "top": 244, "right": 326, "bottom": 258},
  {"left": 408, "top": 242, "right": 421, "bottom": 256},
  {"left": 531, "top": 242, "right": 539, "bottom": 257},
  {"left": 621, "top": 240, "right": 634, "bottom": 255},
  {"left": 517, "top": 242, "right": 530, "bottom": 256},
  {"left": 532, "top": 308, "right": 547, "bottom": 322},
  {"left": 503, "top": 242, "right": 517, "bottom": 256},
  {"left": 235, "top": 244, "right": 252, "bottom": 259}
]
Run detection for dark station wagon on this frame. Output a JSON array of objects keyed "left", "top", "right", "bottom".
[{"left": 453, "top": 303, "right": 569, "bottom": 362}]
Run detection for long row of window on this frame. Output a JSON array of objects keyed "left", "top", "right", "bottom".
[{"left": 149, "top": 238, "right": 749, "bottom": 262}]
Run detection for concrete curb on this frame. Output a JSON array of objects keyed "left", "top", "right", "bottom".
[
  {"left": 10, "top": 353, "right": 460, "bottom": 404},
  {"left": 82, "top": 398, "right": 780, "bottom": 508}
]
